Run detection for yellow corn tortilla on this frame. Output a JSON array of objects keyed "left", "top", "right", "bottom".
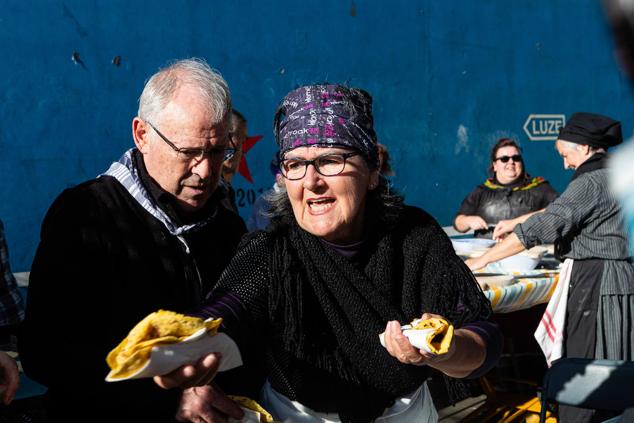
[
  {"left": 228, "top": 396, "right": 278, "bottom": 423},
  {"left": 411, "top": 317, "right": 454, "bottom": 355},
  {"left": 106, "top": 310, "right": 222, "bottom": 380}
]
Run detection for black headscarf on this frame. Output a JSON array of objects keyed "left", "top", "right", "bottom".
[{"left": 558, "top": 112, "right": 623, "bottom": 149}]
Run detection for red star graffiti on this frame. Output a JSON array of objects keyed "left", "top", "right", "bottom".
[{"left": 237, "top": 134, "right": 264, "bottom": 183}]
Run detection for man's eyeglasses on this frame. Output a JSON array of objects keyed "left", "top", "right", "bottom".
[
  {"left": 494, "top": 154, "right": 522, "bottom": 163},
  {"left": 146, "top": 121, "right": 236, "bottom": 163},
  {"left": 279, "top": 152, "right": 359, "bottom": 180}
]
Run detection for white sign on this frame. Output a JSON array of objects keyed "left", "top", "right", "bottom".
[{"left": 523, "top": 114, "right": 566, "bottom": 141}]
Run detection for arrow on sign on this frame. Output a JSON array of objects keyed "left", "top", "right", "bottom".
[{"left": 523, "top": 114, "right": 566, "bottom": 141}]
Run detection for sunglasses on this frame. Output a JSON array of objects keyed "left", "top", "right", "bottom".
[{"left": 494, "top": 154, "right": 522, "bottom": 163}]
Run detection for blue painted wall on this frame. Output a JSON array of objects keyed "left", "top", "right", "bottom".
[{"left": 1, "top": 0, "right": 632, "bottom": 271}]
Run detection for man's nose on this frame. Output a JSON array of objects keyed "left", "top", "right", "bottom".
[{"left": 191, "top": 155, "right": 217, "bottom": 180}]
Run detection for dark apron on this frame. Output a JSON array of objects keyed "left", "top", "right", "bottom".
[{"left": 559, "top": 259, "right": 619, "bottom": 423}]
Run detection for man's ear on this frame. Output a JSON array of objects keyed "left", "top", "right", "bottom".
[
  {"left": 579, "top": 144, "right": 592, "bottom": 156},
  {"left": 132, "top": 117, "right": 150, "bottom": 153}
]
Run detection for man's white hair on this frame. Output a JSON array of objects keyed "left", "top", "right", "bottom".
[
  {"left": 138, "top": 58, "right": 231, "bottom": 125},
  {"left": 557, "top": 139, "right": 604, "bottom": 153}
]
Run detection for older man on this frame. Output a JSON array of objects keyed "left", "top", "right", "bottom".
[{"left": 19, "top": 59, "right": 246, "bottom": 422}]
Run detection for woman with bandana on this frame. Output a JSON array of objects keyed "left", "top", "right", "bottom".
[
  {"left": 454, "top": 138, "right": 558, "bottom": 239},
  {"left": 158, "top": 84, "right": 502, "bottom": 423},
  {"left": 467, "top": 112, "right": 634, "bottom": 423}
]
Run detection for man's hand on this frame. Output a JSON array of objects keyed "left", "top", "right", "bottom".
[
  {"left": 176, "top": 384, "right": 244, "bottom": 423},
  {"left": 154, "top": 352, "right": 221, "bottom": 390},
  {"left": 0, "top": 352, "right": 19, "bottom": 405},
  {"left": 493, "top": 219, "right": 516, "bottom": 241}
]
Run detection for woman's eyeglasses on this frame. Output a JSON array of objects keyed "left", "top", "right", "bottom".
[
  {"left": 280, "top": 152, "right": 359, "bottom": 180},
  {"left": 494, "top": 154, "right": 522, "bottom": 163},
  {"left": 146, "top": 121, "right": 236, "bottom": 163}
]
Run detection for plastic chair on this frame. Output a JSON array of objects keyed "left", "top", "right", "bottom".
[{"left": 539, "top": 358, "right": 634, "bottom": 422}]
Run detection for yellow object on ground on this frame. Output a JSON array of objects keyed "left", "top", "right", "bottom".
[
  {"left": 411, "top": 317, "right": 454, "bottom": 355},
  {"left": 106, "top": 310, "right": 222, "bottom": 380}
]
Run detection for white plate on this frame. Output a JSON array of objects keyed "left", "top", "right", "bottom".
[
  {"left": 481, "top": 262, "right": 548, "bottom": 277},
  {"left": 451, "top": 238, "right": 496, "bottom": 256}
]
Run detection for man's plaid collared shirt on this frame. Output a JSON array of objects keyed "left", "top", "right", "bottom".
[{"left": 0, "top": 219, "right": 24, "bottom": 326}]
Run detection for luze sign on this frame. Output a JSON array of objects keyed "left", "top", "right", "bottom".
[{"left": 523, "top": 114, "right": 566, "bottom": 141}]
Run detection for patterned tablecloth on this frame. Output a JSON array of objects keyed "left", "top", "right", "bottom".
[{"left": 483, "top": 272, "right": 559, "bottom": 313}]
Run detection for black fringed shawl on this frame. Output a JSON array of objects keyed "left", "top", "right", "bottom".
[{"left": 230, "top": 205, "right": 493, "bottom": 422}]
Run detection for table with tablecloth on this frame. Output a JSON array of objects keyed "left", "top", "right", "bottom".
[
  {"left": 446, "top": 233, "right": 560, "bottom": 314},
  {"left": 484, "top": 272, "right": 559, "bottom": 313}
]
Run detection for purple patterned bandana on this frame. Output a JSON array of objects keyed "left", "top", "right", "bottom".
[{"left": 274, "top": 84, "right": 379, "bottom": 168}]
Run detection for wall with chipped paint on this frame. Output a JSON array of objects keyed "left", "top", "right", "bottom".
[{"left": 1, "top": 0, "right": 633, "bottom": 271}]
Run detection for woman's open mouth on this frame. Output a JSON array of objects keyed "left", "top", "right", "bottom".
[{"left": 307, "top": 197, "right": 335, "bottom": 213}]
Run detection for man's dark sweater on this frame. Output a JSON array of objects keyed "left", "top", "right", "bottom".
[{"left": 19, "top": 155, "right": 245, "bottom": 422}]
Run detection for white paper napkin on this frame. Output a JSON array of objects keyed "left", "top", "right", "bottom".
[
  {"left": 106, "top": 331, "right": 242, "bottom": 382},
  {"left": 379, "top": 324, "right": 438, "bottom": 354}
]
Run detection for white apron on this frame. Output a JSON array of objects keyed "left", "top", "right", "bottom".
[{"left": 260, "top": 380, "right": 438, "bottom": 423}]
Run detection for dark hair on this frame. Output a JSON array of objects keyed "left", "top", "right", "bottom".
[
  {"left": 488, "top": 138, "right": 523, "bottom": 175},
  {"left": 377, "top": 143, "right": 394, "bottom": 176},
  {"left": 230, "top": 109, "right": 247, "bottom": 134}
]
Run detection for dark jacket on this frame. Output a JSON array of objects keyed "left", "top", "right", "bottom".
[
  {"left": 19, "top": 175, "right": 245, "bottom": 422},
  {"left": 456, "top": 176, "right": 558, "bottom": 238}
]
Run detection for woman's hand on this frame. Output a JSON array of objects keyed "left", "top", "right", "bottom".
[
  {"left": 493, "top": 219, "right": 517, "bottom": 241},
  {"left": 493, "top": 210, "right": 542, "bottom": 241},
  {"left": 465, "top": 257, "right": 488, "bottom": 271},
  {"left": 383, "top": 313, "right": 455, "bottom": 367},
  {"left": 154, "top": 352, "right": 222, "bottom": 390},
  {"left": 466, "top": 232, "right": 526, "bottom": 272},
  {"left": 457, "top": 215, "right": 489, "bottom": 232},
  {"left": 384, "top": 314, "right": 488, "bottom": 378}
]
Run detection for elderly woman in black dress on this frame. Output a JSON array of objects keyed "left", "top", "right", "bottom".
[{"left": 158, "top": 84, "right": 502, "bottom": 423}]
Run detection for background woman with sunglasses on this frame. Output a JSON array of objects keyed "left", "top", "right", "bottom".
[{"left": 454, "top": 138, "right": 558, "bottom": 239}]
